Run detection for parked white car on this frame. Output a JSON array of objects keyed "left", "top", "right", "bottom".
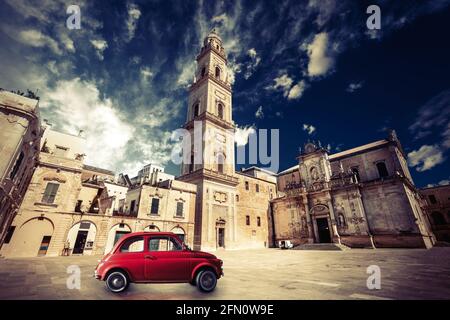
[{"left": 279, "top": 240, "right": 294, "bottom": 249}]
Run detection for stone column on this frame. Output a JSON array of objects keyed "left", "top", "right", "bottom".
[
  {"left": 328, "top": 199, "right": 341, "bottom": 245},
  {"left": 355, "top": 192, "right": 376, "bottom": 248},
  {"left": 304, "top": 196, "right": 314, "bottom": 243}
]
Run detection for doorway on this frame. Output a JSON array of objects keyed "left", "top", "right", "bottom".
[
  {"left": 38, "top": 236, "right": 52, "bottom": 256},
  {"left": 316, "top": 218, "right": 331, "bottom": 243},
  {"left": 217, "top": 228, "right": 225, "bottom": 248},
  {"left": 72, "top": 231, "right": 88, "bottom": 254}
]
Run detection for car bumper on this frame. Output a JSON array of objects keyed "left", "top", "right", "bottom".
[{"left": 94, "top": 270, "right": 101, "bottom": 280}]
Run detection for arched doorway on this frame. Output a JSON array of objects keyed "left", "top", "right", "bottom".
[
  {"left": 12, "top": 217, "right": 54, "bottom": 257},
  {"left": 171, "top": 226, "right": 186, "bottom": 243},
  {"left": 215, "top": 219, "right": 226, "bottom": 249},
  {"left": 310, "top": 204, "right": 332, "bottom": 243},
  {"left": 105, "top": 223, "right": 131, "bottom": 253},
  {"left": 66, "top": 221, "right": 97, "bottom": 255}
]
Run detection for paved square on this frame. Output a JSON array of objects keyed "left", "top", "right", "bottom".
[{"left": 0, "top": 248, "right": 449, "bottom": 300}]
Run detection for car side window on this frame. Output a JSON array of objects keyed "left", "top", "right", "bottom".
[
  {"left": 149, "top": 236, "right": 182, "bottom": 251},
  {"left": 120, "top": 236, "right": 144, "bottom": 253}
]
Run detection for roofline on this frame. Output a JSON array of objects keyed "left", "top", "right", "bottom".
[
  {"left": 235, "top": 171, "right": 277, "bottom": 185},
  {"left": 328, "top": 140, "right": 392, "bottom": 161},
  {"left": 240, "top": 166, "right": 277, "bottom": 176},
  {"left": 420, "top": 184, "right": 450, "bottom": 191}
]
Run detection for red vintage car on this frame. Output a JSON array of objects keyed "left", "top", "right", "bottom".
[{"left": 94, "top": 232, "right": 223, "bottom": 293}]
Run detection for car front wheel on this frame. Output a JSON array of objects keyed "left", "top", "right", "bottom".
[
  {"left": 106, "top": 271, "right": 129, "bottom": 293},
  {"left": 196, "top": 270, "right": 217, "bottom": 292}
]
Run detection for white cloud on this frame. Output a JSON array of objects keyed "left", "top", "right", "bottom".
[
  {"left": 307, "top": 32, "right": 334, "bottom": 77},
  {"left": 267, "top": 74, "right": 306, "bottom": 100},
  {"left": 287, "top": 81, "right": 306, "bottom": 99},
  {"left": 407, "top": 144, "right": 445, "bottom": 172},
  {"left": 212, "top": 13, "right": 229, "bottom": 25},
  {"left": 59, "top": 32, "right": 75, "bottom": 53},
  {"left": 235, "top": 125, "right": 256, "bottom": 146},
  {"left": 302, "top": 123, "right": 316, "bottom": 135},
  {"left": 346, "top": 81, "right": 364, "bottom": 93},
  {"left": 125, "top": 3, "right": 141, "bottom": 42},
  {"left": 140, "top": 66, "right": 153, "bottom": 81},
  {"left": 41, "top": 78, "right": 134, "bottom": 170},
  {"left": 255, "top": 106, "right": 264, "bottom": 119},
  {"left": 244, "top": 48, "right": 261, "bottom": 79},
  {"left": 18, "top": 29, "right": 62, "bottom": 55},
  {"left": 90, "top": 39, "right": 108, "bottom": 60}
]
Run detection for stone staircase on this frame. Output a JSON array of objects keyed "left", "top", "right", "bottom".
[{"left": 294, "top": 243, "right": 351, "bottom": 251}]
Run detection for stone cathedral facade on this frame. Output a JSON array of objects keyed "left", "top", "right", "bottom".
[{"left": 273, "top": 134, "right": 435, "bottom": 249}]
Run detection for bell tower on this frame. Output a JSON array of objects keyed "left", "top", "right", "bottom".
[
  {"left": 181, "top": 28, "right": 235, "bottom": 176},
  {"left": 178, "top": 29, "right": 239, "bottom": 251}
]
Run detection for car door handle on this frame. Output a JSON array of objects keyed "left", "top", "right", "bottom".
[{"left": 145, "top": 255, "right": 157, "bottom": 260}]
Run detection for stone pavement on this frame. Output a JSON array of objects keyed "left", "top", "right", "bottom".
[{"left": 0, "top": 247, "right": 449, "bottom": 300}]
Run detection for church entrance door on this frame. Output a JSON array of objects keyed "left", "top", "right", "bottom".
[
  {"left": 316, "top": 218, "right": 331, "bottom": 243},
  {"left": 217, "top": 228, "right": 225, "bottom": 248}
]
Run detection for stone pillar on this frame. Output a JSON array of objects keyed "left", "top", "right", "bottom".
[
  {"left": 304, "top": 197, "right": 314, "bottom": 243},
  {"left": 355, "top": 192, "right": 376, "bottom": 249},
  {"left": 328, "top": 199, "right": 341, "bottom": 245}
]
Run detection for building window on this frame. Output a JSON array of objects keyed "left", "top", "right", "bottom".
[
  {"left": 130, "top": 200, "right": 136, "bottom": 215},
  {"left": 201, "top": 67, "right": 206, "bottom": 77},
  {"left": 351, "top": 167, "right": 360, "bottom": 183},
  {"left": 41, "top": 182, "right": 59, "bottom": 204},
  {"left": 431, "top": 211, "right": 446, "bottom": 225},
  {"left": 217, "top": 154, "right": 224, "bottom": 173},
  {"left": 428, "top": 195, "right": 437, "bottom": 204},
  {"left": 215, "top": 66, "right": 221, "bottom": 79},
  {"left": 9, "top": 151, "right": 24, "bottom": 180},
  {"left": 376, "top": 161, "right": 389, "bottom": 178},
  {"left": 218, "top": 103, "right": 224, "bottom": 119},
  {"left": 193, "top": 103, "right": 199, "bottom": 118},
  {"left": 256, "top": 184, "right": 260, "bottom": 192},
  {"left": 4, "top": 226, "right": 15, "bottom": 244},
  {"left": 246, "top": 215, "right": 250, "bottom": 226},
  {"left": 236, "top": 194, "right": 239, "bottom": 202},
  {"left": 150, "top": 198, "right": 159, "bottom": 215},
  {"left": 245, "top": 181, "right": 249, "bottom": 190},
  {"left": 176, "top": 202, "right": 184, "bottom": 217},
  {"left": 257, "top": 217, "right": 261, "bottom": 227}
]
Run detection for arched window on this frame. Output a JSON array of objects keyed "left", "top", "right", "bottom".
[
  {"left": 218, "top": 103, "right": 224, "bottom": 119},
  {"left": 215, "top": 66, "right": 221, "bottom": 79},
  {"left": 193, "top": 103, "right": 199, "bottom": 117},
  {"left": 432, "top": 211, "right": 446, "bottom": 225},
  {"left": 201, "top": 67, "right": 206, "bottom": 77},
  {"left": 217, "top": 154, "right": 225, "bottom": 173},
  {"left": 376, "top": 162, "right": 389, "bottom": 178},
  {"left": 337, "top": 214, "right": 346, "bottom": 227}
]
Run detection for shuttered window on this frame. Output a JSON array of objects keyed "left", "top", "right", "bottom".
[
  {"left": 176, "top": 202, "right": 184, "bottom": 217},
  {"left": 42, "top": 183, "right": 59, "bottom": 204},
  {"left": 150, "top": 198, "right": 159, "bottom": 215}
]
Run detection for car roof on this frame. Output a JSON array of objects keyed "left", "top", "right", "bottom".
[{"left": 121, "top": 231, "right": 178, "bottom": 239}]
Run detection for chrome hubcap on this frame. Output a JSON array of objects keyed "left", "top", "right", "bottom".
[{"left": 201, "top": 273, "right": 215, "bottom": 289}]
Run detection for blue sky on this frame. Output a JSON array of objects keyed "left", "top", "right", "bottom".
[{"left": 0, "top": 0, "right": 449, "bottom": 188}]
